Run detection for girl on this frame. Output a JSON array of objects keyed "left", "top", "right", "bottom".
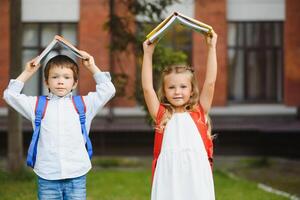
[{"left": 142, "top": 31, "right": 217, "bottom": 200}]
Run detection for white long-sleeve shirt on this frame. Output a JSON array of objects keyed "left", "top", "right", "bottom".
[{"left": 3, "top": 72, "right": 115, "bottom": 180}]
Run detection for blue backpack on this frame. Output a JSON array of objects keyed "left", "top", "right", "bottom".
[{"left": 26, "top": 96, "right": 93, "bottom": 168}]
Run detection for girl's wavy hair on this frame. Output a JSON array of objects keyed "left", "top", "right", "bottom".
[{"left": 156, "top": 64, "right": 200, "bottom": 130}]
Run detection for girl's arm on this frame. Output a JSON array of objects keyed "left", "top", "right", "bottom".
[
  {"left": 199, "top": 31, "right": 218, "bottom": 113},
  {"left": 142, "top": 40, "right": 160, "bottom": 120}
]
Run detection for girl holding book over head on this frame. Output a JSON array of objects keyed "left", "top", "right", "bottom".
[{"left": 142, "top": 30, "right": 217, "bottom": 200}]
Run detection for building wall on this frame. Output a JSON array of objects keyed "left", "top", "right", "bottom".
[
  {"left": 22, "top": 0, "right": 79, "bottom": 22},
  {"left": 194, "top": 0, "right": 228, "bottom": 106},
  {"left": 79, "top": 0, "right": 110, "bottom": 95},
  {"left": 0, "top": 0, "right": 9, "bottom": 107},
  {"left": 1, "top": 0, "right": 300, "bottom": 109},
  {"left": 79, "top": 0, "right": 136, "bottom": 107},
  {"left": 284, "top": 0, "right": 300, "bottom": 106},
  {"left": 227, "top": 0, "right": 285, "bottom": 21}
]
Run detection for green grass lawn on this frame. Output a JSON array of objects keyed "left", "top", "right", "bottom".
[{"left": 0, "top": 166, "right": 290, "bottom": 200}]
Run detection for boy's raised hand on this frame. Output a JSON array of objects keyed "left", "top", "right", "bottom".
[
  {"left": 79, "top": 50, "right": 101, "bottom": 74},
  {"left": 25, "top": 58, "right": 41, "bottom": 74},
  {"left": 16, "top": 57, "right": 41, "bottom": 83}
]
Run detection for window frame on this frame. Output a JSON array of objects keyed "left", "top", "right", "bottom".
[{"left": 227, "top": 21, "right": 284, "bottom": 104}]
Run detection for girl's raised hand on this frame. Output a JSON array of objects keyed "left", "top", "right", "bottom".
[
  {"left": 205, "top": 30, "right": 217, "bottom": 49},
  {"left": 143, "top": 40, "right": 157, "bottom": 56}
]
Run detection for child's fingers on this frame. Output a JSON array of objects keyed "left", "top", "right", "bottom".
[
  {"left": 143, "top": 39, "right": 157, "bottom": 49},
  {"left": 29, "top": 57, "right": 40, "bottom": 68},
  {"left": 79, "top": 50, "right": 91, "bottom": 61}
]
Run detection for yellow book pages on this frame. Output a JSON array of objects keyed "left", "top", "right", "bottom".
[
  {"left": 146, "top": 13, "right": 175, "bottom": 39},
  {"left": 146, "top": 12, "right": 213, "bottom": 43}
]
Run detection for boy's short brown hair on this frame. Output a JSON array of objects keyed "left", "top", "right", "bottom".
[{"left": 44, "top": 55, "right": 79, "bottom": 82}]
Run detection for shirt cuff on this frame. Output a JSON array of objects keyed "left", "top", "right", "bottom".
[
  {"left": 7, "top": 79, "right": 24, "bottom": 93},
  {"left": 93, "top": 72, "right": 112, "bottom": 84}
]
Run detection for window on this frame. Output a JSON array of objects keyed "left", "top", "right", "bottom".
[
  {"left": 22, "top": 23, "right": 78, "bottom": 95},
  {"left": 228, "top": 22, "right": 283, "bottom": 103}
]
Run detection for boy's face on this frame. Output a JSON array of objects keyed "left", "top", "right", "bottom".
[{"left": 45, "top": 67, "right": 78, "bottom": 97}]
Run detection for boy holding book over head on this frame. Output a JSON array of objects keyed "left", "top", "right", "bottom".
[{"left": 3, "top": 46, "right": 115, "bottom": 199}]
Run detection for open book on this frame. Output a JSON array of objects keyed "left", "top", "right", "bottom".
[
  {"left": 146, "top": 12, "right": 213, "bottom": 44},
  {"left": 34, "top": 35, "right": 86, "bottom": 65}
]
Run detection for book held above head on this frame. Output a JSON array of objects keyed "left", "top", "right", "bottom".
[
  {"left": 146, "top": 12, "right": 213, "bottom": 44},
  {"left": 34, "top": 35, "right": 87, "bottom": 65}
]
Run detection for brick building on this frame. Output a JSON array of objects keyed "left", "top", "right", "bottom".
[{"left": 0, "top": 0, "right": 299, "bottom": 156}]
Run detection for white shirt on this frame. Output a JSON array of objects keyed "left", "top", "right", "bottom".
[{"left": 3, "top": 72, "right": 115, "bottom": 180}]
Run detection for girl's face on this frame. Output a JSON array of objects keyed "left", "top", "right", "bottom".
[
  {"left": 45, "top": 67, "right": 78, "bottom": 97},
  {"left": 163, "top": 72, "right": 193, "bottom": 112}
]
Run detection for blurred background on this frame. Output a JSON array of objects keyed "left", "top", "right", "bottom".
[{"left": 0, "top": 0, "right": 299, "bottom": 199}]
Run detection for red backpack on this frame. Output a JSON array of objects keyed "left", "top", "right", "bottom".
[{"left": 152, "top": 104, "right": 214, "bottom": 180}]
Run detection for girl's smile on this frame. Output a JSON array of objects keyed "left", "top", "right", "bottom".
[{"left": 163, "top": 73, "right": 193, "bottom": 112}]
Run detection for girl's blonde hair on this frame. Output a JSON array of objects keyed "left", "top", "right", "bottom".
[
  {"left": 156, "top": 64, "right": 200, "bottom": 130},
  {"left": 156, "top": 65, "right": 214, "bottom": 139},
  {"left": 206, "top": 114, "right": 215, "bottom": 140}
]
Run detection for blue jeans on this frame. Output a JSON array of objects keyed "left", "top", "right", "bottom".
[{"left": 38, "top": 175, "right": 86, "bottom": 200}]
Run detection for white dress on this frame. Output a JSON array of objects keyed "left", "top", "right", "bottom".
[{"left": 151, "top": 112, "right": 215, "bottom": 200}]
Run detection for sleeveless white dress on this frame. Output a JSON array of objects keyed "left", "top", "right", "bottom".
[{"left": 151, "top": 112, "right": 215, "bottom": 200}]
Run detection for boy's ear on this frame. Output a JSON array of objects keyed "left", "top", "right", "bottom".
[
  {"left": 44, "top": 80, "right": 51, "bottom": 93},
  {"left": 44, "top": 79, "right": 49, "bottom": 87}
]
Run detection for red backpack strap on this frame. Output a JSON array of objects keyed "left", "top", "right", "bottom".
[
  {"left": 152, "top": 104, "right": 166, "bottom": 181},
  {"left": 190, "top": 104, "right": 214, "bottom": 169}
]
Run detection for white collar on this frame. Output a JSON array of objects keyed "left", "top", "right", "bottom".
[{"left": 47, "top": 92, "right": 73, "bottom": 100}]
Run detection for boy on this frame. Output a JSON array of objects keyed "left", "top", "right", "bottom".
[{"left": 3, "top": 51, "right": 115, "bottom": 199}]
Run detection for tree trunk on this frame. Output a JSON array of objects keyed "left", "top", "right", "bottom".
[
  {"left": 8, "top": 0, "right": 23, "bottom": 172},
  {"left": 107, "top": 0, "right": 115, "bottom": 122}
]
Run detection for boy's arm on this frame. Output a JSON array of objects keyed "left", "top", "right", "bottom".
[
  {"left": 142, "top": 40, "right": 160, "bottom": 120},
  {"left": 79, "top": 51, "right": 101, "bottom": 75},
  {"left": 79, "top": 51, "right": 116, "bottom": 120},
  {"left": 199, "top": 31, "right": 218, "bottom": 113},
  {"left": 17, "top": 58, "right": 41, "bottom": 83},
  {"left": 3, "top": 59, "right": 40, "bottom": 121}
]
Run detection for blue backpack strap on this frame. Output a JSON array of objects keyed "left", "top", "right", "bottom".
[
  {"left": 72, "top": 96, "right": 93, "bottom": 159},
  {"left": 27, "top": 96, "right": 48, "bottom": 168}
]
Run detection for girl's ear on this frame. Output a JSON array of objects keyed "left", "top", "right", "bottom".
[{"left": 190, "top": 90, "right": 194, "bottom": 97}]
